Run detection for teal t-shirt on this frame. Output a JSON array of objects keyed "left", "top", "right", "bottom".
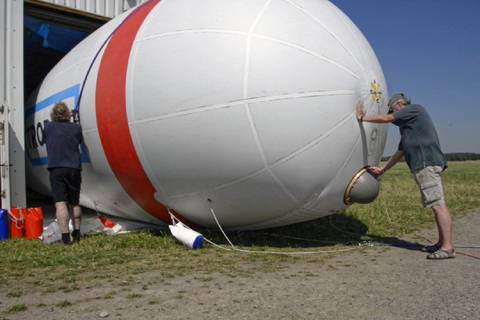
[{"left": 392, "top": 104, "right": 447, "bottom": 172}]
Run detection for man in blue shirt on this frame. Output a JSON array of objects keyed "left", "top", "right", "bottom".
[
  {"left": 356, "top": 93, "right": 454, "bottom": 259},
  {"left": 45, "top": 102, "right": 83, "bottom": 245}
]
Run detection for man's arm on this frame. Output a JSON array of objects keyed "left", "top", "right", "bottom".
[
  {"left": 355, "top": 101, "right": 402, "bottom": 175},
  {"left": 369, "top": 150, "right": 404, "bottom": 176},
  {"left": 356, "top": 101, "right": 395, "bottom": 123},
  {"left": 362, "top": 114, "right": 395, "bottom": 123}
]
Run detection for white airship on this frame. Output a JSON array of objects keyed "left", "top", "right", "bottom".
[{"left": 26, "top": 0, "right": 388, "bottom": 230}]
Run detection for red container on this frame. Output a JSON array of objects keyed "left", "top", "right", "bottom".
[
  {"left": 25, "top": 207, "right": 44, "bottom": 240},
  {"left": 9, "top": 208, "right": 26, "bottom": 239},
  {"left": 98, "top": 215, "right": 115, "bottom": 228}
]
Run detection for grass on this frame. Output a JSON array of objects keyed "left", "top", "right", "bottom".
[
  {"left": 103, "top": 291, "right": 117, "bottom": 299},
  {"left": 6, "top": 304, "right": 27, "bottom": 314},
  {"left": 56, "top": 300, "right": 73, "bottom": 308},
  {"left": 345, "top": 161, "right": 480, "bottom": 237},
  {"left": 6, "top": 291, "right": 23, "bottom": 298},
  {"left": 0, "top": 161, "right": 479, "bottom": 287},
  {"left": 126, "top": 293, "right": 143, "bottom": 299}
]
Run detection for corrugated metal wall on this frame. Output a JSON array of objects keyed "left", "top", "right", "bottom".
[
  {"left": 36, "top": 0, "right": 149, "bottom": 18},
  {"left": 0, "top": 0, "right": 27, "bottom": 208}
]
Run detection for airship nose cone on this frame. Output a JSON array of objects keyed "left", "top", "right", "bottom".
[{"left": 344, "top": 167, "right": 380, "bottom": 205}]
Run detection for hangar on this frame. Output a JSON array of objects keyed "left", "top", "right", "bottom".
[{"left": 0, "top": 0, "right": 147, "bottom": 209}]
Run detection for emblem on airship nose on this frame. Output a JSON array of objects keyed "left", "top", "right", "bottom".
[{"left": 370, "top": 80, "right": 382, "bottom": 103}]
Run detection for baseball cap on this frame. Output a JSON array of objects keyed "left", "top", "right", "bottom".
[{"left": 388, "top": 93, "right": 410, "bottom": 113}]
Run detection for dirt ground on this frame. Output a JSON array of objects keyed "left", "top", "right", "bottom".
[{"left": 2, "top": 211, "right": 479, "bottom": 320}]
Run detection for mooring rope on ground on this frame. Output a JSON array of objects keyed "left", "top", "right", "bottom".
[
  {"left": 168, "top": 205, "right": 480, "bottom": 259},
  {"left": 415, "top": 235, "right": 480, "bottom": 260},
  {"left": 204, "top": 206, "right": 369, "bottom": 255}
]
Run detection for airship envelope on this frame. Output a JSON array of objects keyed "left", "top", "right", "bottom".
[{"left": 26, "top": 0, "right": 388, "bottom": 230}]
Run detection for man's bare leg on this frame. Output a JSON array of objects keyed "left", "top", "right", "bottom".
[
  {"left": 55, "top": 201, "right": 70, "bottom": 244},
  {"left": 432, "top": 203, "right": 454, "bottom": 251},
  {"left": 433, "top": 212, "right": 444, "bottom": 246},
  {"left": 72, "top": 205, "right": 82, "bottom": 230},
  {"left": 71, "top": 205, "right": 82, "bottom": 242}
]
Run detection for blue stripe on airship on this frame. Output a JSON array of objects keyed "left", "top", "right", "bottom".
[
  {"left": 27, "top": 84, "right": 90, "bottom": 166},
  {"left": 26, "top": 84, "right": 80, "bottom": 118}
]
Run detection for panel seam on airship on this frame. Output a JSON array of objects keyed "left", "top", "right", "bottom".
[
  {"left": 270, "top": 112, "right": 356, "bottom": 169},
  {"left": 76, "top": 11, "right": 137, "bottom": 113},
  {"left": 138, "top": 29, "right": 249, "bottom": 42},
  {"left": 95, "top": 0, "right": 186, "bottom": 225},
  {"left": 241, "top": 133, "right": 360, "bottom": 231},
  {"left": 168, "top": 168, "right": 269, "bottom": 200},
  {"left": 166, "top": 104, "right": 356, "bottom": 200},
  {"left": 283, "top": 0, "right": 365, "bottom": 72},
  {"left": 328, "top": 2, "right": 368, "bottom": 73},
  {"left": 255, "top": 119, "right": 361, "bottom": 226},
  {"left": 132, "top": 90, "right": 356, "bottom": 124},
  {"left": 136, "top": 29, "right": 359, "bottom": 80},
  {"left": 301, "top": 135, "right": 361, "bottom": 212},
  {"left": 242, "top": 0, "right": 300, "bottom": 205},
  {"left": 252, "top": 34, "right": 360, "bottom": 79},
  {"left": 125, "top": 7, "right": 173, "bottom": 208},
  {"left": 72, "top": 1, "right": 158, "bottom": 176}
]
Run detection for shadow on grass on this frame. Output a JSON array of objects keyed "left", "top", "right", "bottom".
[
  {"left": 27, "top": 188, "right": 425, "bottom": 252},
  {"left": 201, "top": 213, "right": 426, "bottom": 252}
]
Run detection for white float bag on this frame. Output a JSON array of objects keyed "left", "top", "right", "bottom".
[{"left": 169, "top": 221, "right": 204, "bottom": 249}]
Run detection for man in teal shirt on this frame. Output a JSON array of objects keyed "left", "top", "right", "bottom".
[{"left": 357, "top": 93, "right": 454, "bottom": 259}]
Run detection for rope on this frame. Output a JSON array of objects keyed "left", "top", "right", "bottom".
[
  {"left": 258, "top": 232, "right": 346, "bottom": 245},
  {"left": 202, "top": 233, "right": 364, "bottom": 255},
  {"left": 416, "top": 235, "right": 480, "bottom": 260},
  {"left": 165, "top": 205, "right": 367, "bottom": 256},
  {"left": 457, "top": 251, "right": 480, "bottom": 260},
  {"left": 208, "top": 206, "right": 236, "bottom": 249},
  {"left": 168, "top": 204, "right": 480, "bottom": 258},
  {"left": 205, "top": 238, "right": 363, "bottom": 255}
]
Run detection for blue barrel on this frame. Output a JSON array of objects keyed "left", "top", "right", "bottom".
[{"left": 0, "top": 209, "right": 9, "bottom": 240}]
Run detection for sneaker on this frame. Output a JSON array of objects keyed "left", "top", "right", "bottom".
[
  {"left": 421, "top": 243, "right": 440, "bottom": 253},
  {"left": 71, "top": 230, "right": 81, "bottom": 243}
]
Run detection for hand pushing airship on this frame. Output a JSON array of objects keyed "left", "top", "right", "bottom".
[{"left": 26, "top": 0, "right": 388, "bottom": 230}]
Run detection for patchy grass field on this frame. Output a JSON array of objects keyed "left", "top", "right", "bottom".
[
  {"left": 346, "top": 161, "right": 480, "bottom": 237},
  {"left": 1, "top": 161, "right": 479, "bottom": 291}
]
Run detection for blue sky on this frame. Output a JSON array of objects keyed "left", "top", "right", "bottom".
[{"left": 331, "top": 0, "right": 480, "bottom": 155}]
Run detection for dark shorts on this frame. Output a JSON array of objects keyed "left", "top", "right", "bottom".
[{"left": 49, "top": 168, "right": 82, "bottom": 205}]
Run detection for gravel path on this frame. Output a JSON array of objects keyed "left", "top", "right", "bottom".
[{"left": 2, "top": 211, "right": 479, "bottom": 320}]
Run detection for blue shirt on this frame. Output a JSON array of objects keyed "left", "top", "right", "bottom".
[
  {"left": 44, "top": 121, "right": 83, "bottom": 170},
  {"left": 392, "top": 104, "right": 447, "bottom": 172}
]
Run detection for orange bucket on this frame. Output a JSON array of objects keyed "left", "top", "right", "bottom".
[
  {"left": 9, "top": 208, "right": 25, "bottom": 239},
  {"left": 25, "top": 207, "right": 44, "bottom": 240}
]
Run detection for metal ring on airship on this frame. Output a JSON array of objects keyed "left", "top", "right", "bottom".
[{"left": 344, "top": 166, "right": 380, "bottom": 206}]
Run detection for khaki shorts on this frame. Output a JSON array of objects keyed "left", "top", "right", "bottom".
[{"left": 413, "top": 166, "right": 445, "bottom": 208}]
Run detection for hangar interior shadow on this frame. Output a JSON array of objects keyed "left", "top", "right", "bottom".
[{"left": 24, "top": 2, "right": 106, "bottom": 103}]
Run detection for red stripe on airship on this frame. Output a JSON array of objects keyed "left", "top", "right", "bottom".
[{"left": 96, "top": 0, "right": 175, "bottom": 224}]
